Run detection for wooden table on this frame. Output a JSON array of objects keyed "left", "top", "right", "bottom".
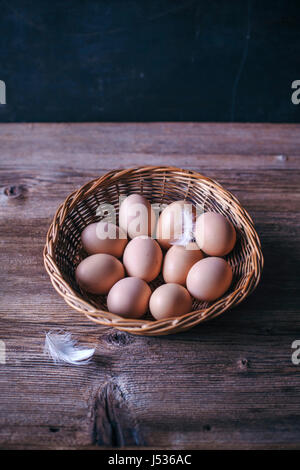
[{"left": 1, "top": 123, "right": 300, "bottom": 450}]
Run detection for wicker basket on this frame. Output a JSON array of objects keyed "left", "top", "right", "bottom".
[{"left": 43, "top": 166, "right": 263, "bottom": 336}]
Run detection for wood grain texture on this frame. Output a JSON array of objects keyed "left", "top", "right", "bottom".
[{"left": 0, "top": 123, "right": 300, "bottom": 449}]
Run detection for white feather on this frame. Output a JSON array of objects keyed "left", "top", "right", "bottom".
[
  {"left": 44, "top": 331, "right": 95, "bottom": 365},
  {"left": 170, "top": 205, "right": 195, "bottom": 247}
]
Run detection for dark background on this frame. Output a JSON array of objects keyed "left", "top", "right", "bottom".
[{"left": 0, "top": 0, "right": 300, "bottom": 123}]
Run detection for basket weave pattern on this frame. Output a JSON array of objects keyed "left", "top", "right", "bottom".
[{"left": 43, "top": 166, "right": 263, "bottom": 336}]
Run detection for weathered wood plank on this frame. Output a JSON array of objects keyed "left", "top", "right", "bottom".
[{"left": 0, "top": 123, "right": 300, "bottom": 449}]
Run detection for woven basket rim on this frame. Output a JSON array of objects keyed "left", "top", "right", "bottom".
[{"left": 43, "top": 166, "right": 264, "bottom": 335}]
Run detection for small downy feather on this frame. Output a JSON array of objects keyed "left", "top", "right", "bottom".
[
  {"left": 170, "top": 206, "right": 195, "bottom": 247},
  {"left": 44, "top": 331, "right": 95, "bottom": 365}
]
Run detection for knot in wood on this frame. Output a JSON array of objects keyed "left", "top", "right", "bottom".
[
  {"left": 105, "top": 331, "right": 134, "bottom": 346},
  {"left": 4, "top": 185, "right": 24, "bottom": 199},
  {"left": 238, "top": 357, "right": 250, "bottom": 370},
  {"left": 203, "top": 424, "right": 211, "bottom": 432}
]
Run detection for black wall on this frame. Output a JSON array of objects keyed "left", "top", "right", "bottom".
[{"left": 0, "top": 0, "right": 300, "bottom": 122}]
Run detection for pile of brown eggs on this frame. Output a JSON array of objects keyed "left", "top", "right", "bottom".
[{"left": 76, "top": 194, "right": 236, "bottom": 320}]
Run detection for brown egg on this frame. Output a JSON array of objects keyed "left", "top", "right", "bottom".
[
  {"left": 156, "top": 200, "right": 196, "bottom": 250},
  {"left": 123, "top": 236, "right": 163, "bottom": 282},
  {"left": 119, "top": 194, "right": 156, "bottom": 239},
  {"left": 186, "top": 257, "right": 233, "bottom": 302},
  {"left": 107, "top": 277, "right": 151, "bottom": 318},
  {"left": 81, "top": 222, "right": 127, "bottom": 258},
  {"left": 162, "top": 242, "right": 204, "bottom": 286},
  {"left": 195, "top": 212, "right": 236, "bottom": 256},
  {"left": 75, "top": 254, "right": 125, "bottom": 294},
  {"left": 149, "top": 283, "right": 192, "bottom": 320}
]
